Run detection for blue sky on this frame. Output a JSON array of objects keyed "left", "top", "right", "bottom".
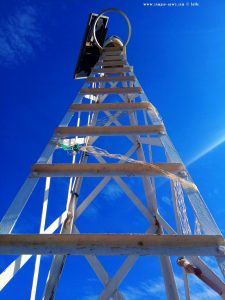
[{"left": 0, "top": 0, "right": 225, "bottom": 299}]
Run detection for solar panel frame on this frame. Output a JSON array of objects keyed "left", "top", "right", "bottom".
[{"left": 74, "top": 13, "right": 109, "bottom": 79}]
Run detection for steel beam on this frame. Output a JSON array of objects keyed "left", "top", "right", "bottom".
[
  {"left": 42, "top": 99, "right": 102, "bottom": 299},
  {"left": 0, "top": 178, "right": 38, "bottom": 234},
  {"left": 98, "top": 255, "right": 138, "bottom": 300},
  {"left": 0, "top": 211, "right": 67, "bottom": 291}
]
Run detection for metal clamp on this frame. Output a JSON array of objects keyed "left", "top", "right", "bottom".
[{"left": 93, "top": 8, "right": 132, "bottom": 50}]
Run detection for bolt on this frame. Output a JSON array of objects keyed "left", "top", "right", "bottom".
[{"left": 217, "top": 246, "right": 225, "bottom": 255}]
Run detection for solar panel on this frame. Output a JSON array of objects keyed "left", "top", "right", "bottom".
[{"left": 74, "top": 13, "right": 108, "bottom": 79}]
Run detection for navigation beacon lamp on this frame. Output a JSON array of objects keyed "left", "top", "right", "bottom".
[{"left": 0, "top": 8, "right": 225, "bottom": 300}]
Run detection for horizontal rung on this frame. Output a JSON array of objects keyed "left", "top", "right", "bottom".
[
  {"left": 31, "top": 163, "right": 184, "bottom": 178},
  {"left": 55, "top": 125, "right": 164, "bottom": 137},
  {"left": 0, "top": 234, "right": 224, "bottom": 256},
  {"left": 96, "top": 61, "right": 126, "bottom": 67},
  {"left": 100, "top": 55, "right": 124, "bottom": 61},
  {"left": 86, "top": 76, "right": 135, "bottom": 83},
  {"left": 103, "top": 47, "right": 122, "bottom": 52},
  {"left": 102, "top": 51, "right": 122, "bottom": 56},
  {"left": 92, "top": 67, "right": 132, "bottom": 74},
  {"left": 70, "top": 102, "right": 153, "bottom": 112},
  {"left": 80, "top": 87, "right": 142, "bottom": 95}
]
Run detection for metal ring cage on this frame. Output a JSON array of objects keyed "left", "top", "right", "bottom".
[{"left": 93, "top": 8, "right": 132, "bottom": 50}]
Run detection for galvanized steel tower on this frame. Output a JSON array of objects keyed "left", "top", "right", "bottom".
[{"left": 0, "top": 8, "right": 225, "bottom": 300}]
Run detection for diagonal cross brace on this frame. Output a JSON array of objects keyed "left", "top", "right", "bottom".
[{"left": 73, "top": 226, "right": 125, "bottom": 300}]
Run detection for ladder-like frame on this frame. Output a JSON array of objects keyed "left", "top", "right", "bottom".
[{"left": 0, "top": 46, "right": 225, "bottom": 299}]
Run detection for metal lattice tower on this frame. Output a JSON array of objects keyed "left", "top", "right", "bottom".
[{"left": 1, "top": 8, "right": 225, "bottom": 300}]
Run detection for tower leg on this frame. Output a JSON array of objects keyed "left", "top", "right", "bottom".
[{"left": 160, "top": 256, "right": 179, "bottom": 300}]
